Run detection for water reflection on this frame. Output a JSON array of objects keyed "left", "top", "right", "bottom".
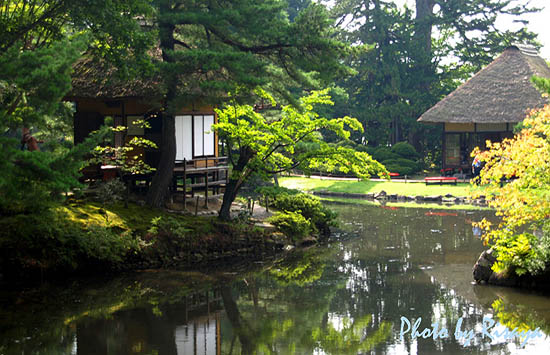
[{"left": 1, "top": 203, "right": 550, "bottom": 354}]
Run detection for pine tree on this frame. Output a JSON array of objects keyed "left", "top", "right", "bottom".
[{"left": 145, "top": 0, "right": 353, "bottom": 208}]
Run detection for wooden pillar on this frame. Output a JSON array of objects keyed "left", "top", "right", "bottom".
[
  {"left": 204, "top": 171, "right": 208, "bottom": 208},
  {"left": 183, "top": 158, "right": 187, "bottom": 209}
]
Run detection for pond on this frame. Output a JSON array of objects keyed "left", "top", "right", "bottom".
[{"left": 1, "top": 202, "right": 550, "bottom": 354}]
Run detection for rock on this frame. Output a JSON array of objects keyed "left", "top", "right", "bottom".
[
  {"left": 374, "top": 190, "right": 387, "bottom": 199},
  {"left": 473, "top": 249, "right": 497, "bottom": 283},
  {"left": 445, "top": 193, "right": 454, "bottom": 198},
  {"left": 488, "top": 271, "right": 519, "bottom": 287},
  {"left": 388, "top": 194, "right": 398, "bottom": 201},
  {"left": 365, "top": 193, "right": 375, "bottom": 199},
  {"left": 415, "top": 195, "right": 424, "bottom": 202},
  {"left": 424, "top": 195, "right": 442, "bottom": 202},
  {"left": 406, "top": 196, "right": 416, "bottom": 201},
  {"left": 283, "top": 245, "right": 295, "bottom": 251}
]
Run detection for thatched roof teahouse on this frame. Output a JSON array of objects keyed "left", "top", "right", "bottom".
[
  {"left": 67, "top": 56, "right": 225, "bottom": 189},
  {"left": 418, "top": 44, "right": 550, "bottom": 170}
]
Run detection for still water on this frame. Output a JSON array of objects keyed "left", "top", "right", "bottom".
[{"left": 2, "top": 202, "right": 550, "bottom": 354}]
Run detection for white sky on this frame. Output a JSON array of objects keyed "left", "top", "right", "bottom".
[
  {"left": 507, "top": 0, "right": 550, "bottom": 59},
  {"left": 393, "top": 0, "right": 550, "bottom": 60}
]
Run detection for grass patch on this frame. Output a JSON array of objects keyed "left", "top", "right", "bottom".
[
  {"left": 279, "top": 177, "right": 475, "bottom": 197},
  {"left": 58, "top": 200, "right": 216, "bottom": 235}
]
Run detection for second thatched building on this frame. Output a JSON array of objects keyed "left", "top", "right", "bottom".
[{"left": 418, "top": 45, "right": 550, "bottom": 171}]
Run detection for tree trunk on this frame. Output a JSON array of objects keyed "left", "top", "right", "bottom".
[
  {"left": 218, "top": 177, "right": 243, "bottom": 221},
  {"left": 414, "top": 0, "right": 435, "bottom": 58},
  {"left": 220, "top": 286, "right": 255, "bottom": 354},
  {"left": 146, "top": 113, "right": 176, "bottom": 207},
  {"left": 146, "top": 13, "right": 176, "bottom": 208},
  {"left": 412, "top": 0, "right": 436, "bottom": 94},
  {"left": 218, "top": 148, "right": 254, "bottom": 221}
]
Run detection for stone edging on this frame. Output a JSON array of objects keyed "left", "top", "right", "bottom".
[{"left": 311, "top": 190, "right": 487, "bottom": 206}]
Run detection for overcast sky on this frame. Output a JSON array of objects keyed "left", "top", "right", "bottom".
[
  {"left": 389, "top": 0, "right": 550, "bottom": 59},
  {"left": 506, "top": 0, "right": 550, "bottom": 59}
]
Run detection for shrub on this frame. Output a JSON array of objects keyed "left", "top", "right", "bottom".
[
  {"left": 269, "top": 192, "right": 337, "bottom": 236},
  {"left": 391, "top": 142, "right": 420, "bottom": 160},
  {"left": 0, "top": 209, "right": 140, "bottom": 272},
  {"left": 372, "top": 147, "right": 400, "bottom": 162},
  {"left": 0, "top": 127, "right": 109, "bottom": 215},
  {"left": 268, "top": 211, "right": 313, "bottom": 242},
  {"left": 255, "top": 186, "right": 300, "bottom": 200},
  {"left": 147, "top": 216, "right": 191, "bottom": 237},
  {"left": 94, "top": 178, "right": 126, "bottom": 205},
  {"left": 381, "top": 158, "right": 421, "bottom": 176}
]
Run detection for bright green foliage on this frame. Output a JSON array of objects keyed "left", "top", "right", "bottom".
[
  {"left": 258, "top": 186, "right": 337, "bottom": 238},
  {"left": 0, "top": 126, "right": 109, "bottom": 215},
  {"left": 215, "top": 90, "right": 387, "bottom": 178},
  {"left": 473, "top": 104, "right": 550, "bottom": 276},
  {"left": 532, "top": 76, "right": 550, "bottom": 97},
  {"left": 268, "top": 211, "right": 313, "bottom": 242},
  {"left": 255, "top": 186, "right": 300, "bottom": 199},
  {"left": 215, "top": 90, "right": 387, "bottom": 219},
  {"left": 147, "top": 216, "right": 191, "bottom": 238},
  {"left": 89, "top": 132, "right": 158, "bottom": 176},
  {"left": 270, "top": 192, "right": 337, "bottom": 235}
]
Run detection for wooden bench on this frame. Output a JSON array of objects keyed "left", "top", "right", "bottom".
[{"left": 424, "top": 176, "right": 458, "bottom": 185}]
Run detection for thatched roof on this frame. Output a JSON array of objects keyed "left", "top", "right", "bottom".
[
  {"left": 418, "top": 45, "right": 550, "bottom": 124},
  {"left": 67, "top": 56, "right": 161, "bottom": 99}
]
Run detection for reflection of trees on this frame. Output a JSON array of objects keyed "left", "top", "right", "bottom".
[
  {"left": 0, "top": 271, "right": 218, "bottom": 354},
  {"left": 220, "top": 248, "right": 392, "bottom": 354}
]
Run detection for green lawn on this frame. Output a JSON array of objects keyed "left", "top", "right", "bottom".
[{"left": 279, "top": 176, "right": 474, "bottom": 197}]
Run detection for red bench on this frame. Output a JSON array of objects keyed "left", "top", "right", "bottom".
[{"left": 424, "top": 176, "right": 458, "bottom": 185}]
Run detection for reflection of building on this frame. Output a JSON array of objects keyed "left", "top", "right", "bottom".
[
  {"left": 75, "top": 289, "right": 222, "bottom": 355},
  {"left": 418, "top": 45, "right": 550, "bottom": 170}
]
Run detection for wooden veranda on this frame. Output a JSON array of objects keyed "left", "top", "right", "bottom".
[{"left": 172, "top": 157, "right": 229, "bottom": 209}]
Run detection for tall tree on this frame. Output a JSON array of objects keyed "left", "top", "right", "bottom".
[
  {"left": 144, "top": 0, "right": 353, "bottom": 208},
  {"left": 330, "top": 0, "right": 539, "bottom": 154}
]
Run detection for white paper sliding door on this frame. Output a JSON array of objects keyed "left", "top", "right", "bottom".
[
  {"left": 203, "top": 115, "right": 215, "bottom": 156},
  {"left": 194, "top": 115, "right": 204, "bottom": 156},
  {"left": 176, "top": 114, "right": 215, "bottom": 160},
  {"left": 175, "top": 115, "right": 192, "bottom": 161}
]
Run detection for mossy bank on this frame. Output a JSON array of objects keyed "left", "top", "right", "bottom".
[
  {"left": 0, "top": 200, "right": 290, "bottom": 283},
  {"left": 0, "top": 187, "right": 336, "bottom": 283}
]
